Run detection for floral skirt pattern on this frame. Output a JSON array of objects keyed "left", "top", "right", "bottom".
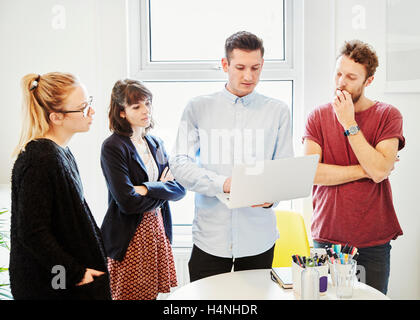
[{"left": 107, "top": 208, "right": 177, "bottom": 300}]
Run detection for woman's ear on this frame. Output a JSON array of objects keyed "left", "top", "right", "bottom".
[
  {"left": 119, "top": 110, "right": 126, "bottom": 119},
  {"left": 49, "top": 112, "right": 64, "bottom": 125}
]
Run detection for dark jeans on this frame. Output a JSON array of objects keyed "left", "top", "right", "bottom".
[
  {"left": 188, "top": 245, "right": 275, "bottom": 283},
  {"left": 313, "top": 240, "right": 391, "bottom": 295}
]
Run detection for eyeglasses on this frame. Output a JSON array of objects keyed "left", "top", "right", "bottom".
[{"left": 58, "top": 96, "right": 93, "bottom": 118}]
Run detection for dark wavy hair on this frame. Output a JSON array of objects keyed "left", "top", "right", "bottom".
[
  {"left": 108, "top": 79, "right": 154, "bottom": 136},
  {"left": 225, "top": 31, "right": 264, "bottom": 63}
]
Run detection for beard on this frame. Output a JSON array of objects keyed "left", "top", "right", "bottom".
[{"left": 335, "top": 85, "right": 364, "bottom": 103}]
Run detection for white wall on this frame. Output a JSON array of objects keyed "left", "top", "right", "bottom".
[
  {"left": 0, "top": 0, "right": 127, "bottom": 224},
  {"left": 0, "top": 0, "right": 419, "bottom": 299}
]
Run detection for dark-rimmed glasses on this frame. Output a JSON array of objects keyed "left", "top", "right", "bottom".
[{"left": 57, "top": 96, "right": 93, "bottom": 118}]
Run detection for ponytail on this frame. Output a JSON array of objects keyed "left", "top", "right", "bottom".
[{"left": 12, "top": 72, "right": 79, "bottom": 157}]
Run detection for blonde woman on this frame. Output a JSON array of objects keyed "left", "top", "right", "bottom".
[{"left": 10, "top": 72, "right": 111, "bottom": 300}]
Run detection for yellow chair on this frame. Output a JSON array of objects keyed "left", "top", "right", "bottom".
[{"left": 272, "top": 210, "right": 310, "bottom": 267}]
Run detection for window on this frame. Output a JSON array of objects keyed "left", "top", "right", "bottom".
[
  {"left": 127, "top": 0, "right": 303, "bottom": 246},
  {"left": 148, "top": 0, "right": 285, "bottom": 62}
]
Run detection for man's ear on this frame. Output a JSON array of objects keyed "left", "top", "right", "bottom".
[
  {"left": 221, "top": 57, "right": 229, "bottom": 72},
  {"left": 365, "top": 75, "right": 374, "bottom": 88}
]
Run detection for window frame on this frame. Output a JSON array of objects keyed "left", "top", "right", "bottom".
[{"left": 127, "top": 0, "right": 296, "bottom": 81}]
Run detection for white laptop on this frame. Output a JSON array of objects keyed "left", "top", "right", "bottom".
[{"left": 216, "top": 154, "right": 319, "bottom": 209}]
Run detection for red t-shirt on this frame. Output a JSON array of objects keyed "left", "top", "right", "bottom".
[{"left": 303, "top": 101, "right": 405, "bottom": 248}]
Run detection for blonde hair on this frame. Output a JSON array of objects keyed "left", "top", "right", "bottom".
[{"left": 13, "top": 72, "right": 79, "bottom": 157}]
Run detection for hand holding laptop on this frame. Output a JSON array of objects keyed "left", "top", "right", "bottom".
[
  {"left": 251, "top": 202, "right": 273, "bottom": 208},
  {"left": 223, "top": 177, "right": 232, "bottom": 193},
  {"left": 223, "top": 176, "right": 273, "bottom": 208},
  {"left": 216, "top": 155, "right": 319, "bottom": 209}
]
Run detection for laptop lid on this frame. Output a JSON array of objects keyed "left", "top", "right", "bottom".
[{"left": 226, "top": 154, "right": 319, "bottom": 208}]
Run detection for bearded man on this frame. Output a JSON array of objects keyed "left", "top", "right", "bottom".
[{"left": 303, "top": 40, "right": 405, "bottom": 295}]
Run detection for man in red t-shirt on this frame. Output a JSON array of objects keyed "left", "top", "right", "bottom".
[{"left": 303, "top": 40, "right": 405, "bottom": 295}]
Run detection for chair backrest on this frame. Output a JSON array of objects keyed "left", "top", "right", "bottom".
[{"left": 272, "top": 210, "right": 310, "bottom": 267}]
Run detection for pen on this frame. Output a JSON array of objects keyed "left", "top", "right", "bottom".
[
  {"left": 333, "top": 252, "right": 339, "bottom": 263},
  {"left": 335, "top": 244, "right": 341, "bottom": 254},
  {"left": 293, "top": 255, "right": 301, "bottom": 267},
  {"left": 352, "top": 252, "right": 359, "bottom": 261},
  {"left": 326, "top": 249, "right": 335, "bottom": 264},
  {"left": 297, "top": 255, "right": 306, "bottom": 268}
]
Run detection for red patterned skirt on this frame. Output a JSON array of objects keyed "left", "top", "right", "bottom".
[{"left": 107, "top": 208, "right": 177, "bottom": 300}]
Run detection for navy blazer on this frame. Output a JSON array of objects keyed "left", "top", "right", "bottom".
[{"left": 100, "top": 133, "right": 186, "bottom": 261}]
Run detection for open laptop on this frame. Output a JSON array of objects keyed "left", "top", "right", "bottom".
[{"left": 216, "top": 154, "right": 319, "bottom": 209}]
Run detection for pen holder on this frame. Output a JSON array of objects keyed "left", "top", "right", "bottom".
[
  {"left": 332, "top": 260, "right": 357, "bottom": 299},
  {"left": 291, "top": 262, "right": 329, "bottom": 298}
]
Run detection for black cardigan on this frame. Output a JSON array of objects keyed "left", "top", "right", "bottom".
[
  {"left": 100, "top": 133, "right": 186, "bottom": 261},
  {"left": 9, "top": 139, "right": 111, "bottom": 300}
]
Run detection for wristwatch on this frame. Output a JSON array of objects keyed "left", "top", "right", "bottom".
[{"left": 344, "top": 125, "right": 360, "bottom": 136}]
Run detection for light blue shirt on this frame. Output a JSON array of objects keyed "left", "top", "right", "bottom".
[{"left": 169, "top": 86, "right": 294, "bottom": 258}]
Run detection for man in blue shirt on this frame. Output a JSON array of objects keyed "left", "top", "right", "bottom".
[{"left": 169, "top": 31, "right": 294, "bottom": 282}]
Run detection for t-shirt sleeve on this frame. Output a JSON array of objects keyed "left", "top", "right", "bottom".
[
  {"left": 376, "top": 107, "right": 405, "bottom": 151},
  {"left": 302, "top": 108, "right": 323, "bottom": 147}
]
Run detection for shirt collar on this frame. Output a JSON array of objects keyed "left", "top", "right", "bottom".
[{"left": 222, "top": 84, "right": 256, "bottom": 106}]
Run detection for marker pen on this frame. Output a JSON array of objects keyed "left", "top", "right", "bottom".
[
  {"left": 326, "top": 249, "right": 335, "bottom": 264},
  {"left": 297, "top": 255, "right": 306, "bottom": 268},
  {"left": 335, "top": 244, "right": 341, "bottom": 254},
  {"left": 333, "top": 252, "right": 339, "bottom": 264}
]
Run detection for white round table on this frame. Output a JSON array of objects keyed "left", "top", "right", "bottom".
[{"left": 168, "top": 269, "right": 389, "bottom": 300}]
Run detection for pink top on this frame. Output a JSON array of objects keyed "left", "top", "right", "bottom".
[{"left": 303, "top": 101, "right": 405, "bottom": 248}]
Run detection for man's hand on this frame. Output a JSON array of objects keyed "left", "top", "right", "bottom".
[
  {"left": 332, "top": 89, "right": 357, "bottom": 129},
  {"left": 251, "top": 203, "right": 273, "bottom": 208},
  {"left": 223, "top": 177, "right": 232, "bottom": 193}
]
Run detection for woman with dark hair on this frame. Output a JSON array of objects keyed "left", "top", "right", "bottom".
[
  {"left": 10, "top": 72, "right": 111, "bottom": 300},
  {"left": 100, "top": 79, "right": 186, "bottom": 300}
]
